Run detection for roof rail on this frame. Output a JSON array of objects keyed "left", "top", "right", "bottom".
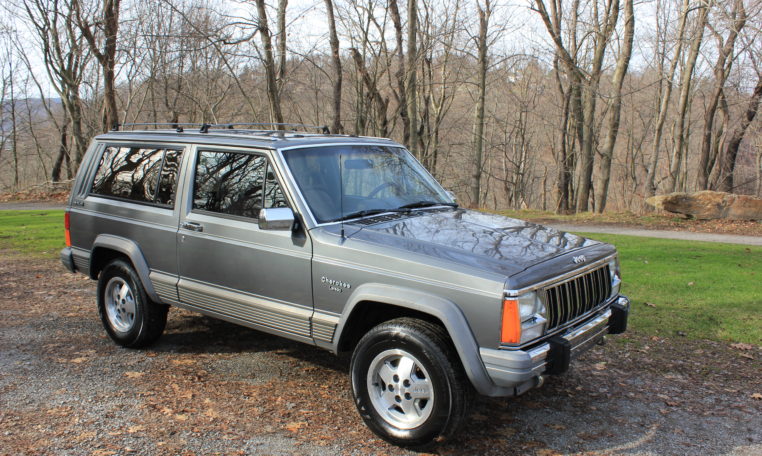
[{"left": 114, "top": 122, "right": 331, "bottom": 135}]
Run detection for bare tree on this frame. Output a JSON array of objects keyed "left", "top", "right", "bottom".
[
  {"left": 645, "top": 0, "right": 690, "bottom": 197},
  {"left": 406, "top": 0, "right": 419, "bottom": 156},
  {"left": 23, "top": 0, "right": 90, "bottom": 167},
  {"left": 469, "top": 0, "right": 491, "bottom": 207},
  {"left": 697, "top": 0, "right": 746, "bottom": 189},
  {"left": 324, "top": 0, "right": 343, "bottom": 134},
  {"left": 594, "top": 0, "right": 634, "bottom": 212},
  {"left": 255, "top": 0, "right": 285, "bottom": 124},
  {"left": 73, "top": 0, "right": 121, "bottom": 131},
  {"left": 533, "top": 0, "right": 622, "bottom": 212},
  {"left": 666, "top": 0, "right": 709, "bottom": 192},
  {"left": 716, "top": 73, "right": 762, "bottom": 191}
]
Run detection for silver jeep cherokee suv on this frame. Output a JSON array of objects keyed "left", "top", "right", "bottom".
[{"left": 61, "top": 125, "right": 629, "bottom": 447}]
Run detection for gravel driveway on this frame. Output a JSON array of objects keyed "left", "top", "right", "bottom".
[{"left": 1, "top": 253, "right": 761, "bottom": 455}]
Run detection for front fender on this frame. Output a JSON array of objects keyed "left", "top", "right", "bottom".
[{"left": 335, "top": 283, "right": 512, "bottom": 396}]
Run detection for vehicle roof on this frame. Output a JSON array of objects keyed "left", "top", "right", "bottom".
[{"left": 94, "top": 129, "right": 400, "bottom": 150}]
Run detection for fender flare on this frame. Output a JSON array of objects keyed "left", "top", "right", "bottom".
[
  {"left": 90, "top": 234, "right": 161, "bottom": 303},
  {"left": 335, "top": 283, "right": 509, "bottom": 396}
]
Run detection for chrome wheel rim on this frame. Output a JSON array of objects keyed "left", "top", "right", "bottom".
[
  {"left": 366, "top": 349, "right": 434, "bottom": 429},
  {"left": 104, "top": 277, "right": 136, "bottom": 333}
]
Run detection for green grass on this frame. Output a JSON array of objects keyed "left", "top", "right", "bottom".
[
  {"left": 0, "top": 210, "right": 759, "bottom": 344},
  {"left": 578, "top": 232, "right": 762, "bottom": 345},
  {"left": 0, "top": 210, "right": 65, "bottom": 257}
]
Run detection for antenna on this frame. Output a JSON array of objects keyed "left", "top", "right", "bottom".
[{"left": 339, "top": 152, "right": 345, "bottom": 240}]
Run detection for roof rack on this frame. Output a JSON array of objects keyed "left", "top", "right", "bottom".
[{"left": 113, "top": 122, "right": 331, "bottom": 135}]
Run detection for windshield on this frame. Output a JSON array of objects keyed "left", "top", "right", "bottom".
[{"left": 282, "top": 145, "right": 454, "bottom": 223}]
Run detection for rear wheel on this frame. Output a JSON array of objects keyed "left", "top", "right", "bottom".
[
  {"left": 350, "top": 318, "right": 470, "bottom": 447},
  {"left": 97, "top": 259, "right": 168, "bottom": 348}
]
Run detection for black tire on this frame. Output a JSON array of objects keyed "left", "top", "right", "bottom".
[
  {"left": 350, "top": 317, "right": 471, "bottom": 448},
  {"left": 97, "top": 259, "right": 168, "bottom": 348}
]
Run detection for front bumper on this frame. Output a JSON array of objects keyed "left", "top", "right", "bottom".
[{"left": 479, "top": 295, "right": 630, "bottom": 396}]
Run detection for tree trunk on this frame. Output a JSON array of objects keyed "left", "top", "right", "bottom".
[
  {"left": 555, "top": 79, "right": 572, "bottom": 214},
  {"left": 9, "top": 59, "right": 19, "bottom": 188},
  {"left": 646, "top": 0, "right": 690, "bottom": 197},
  {"left": 594, "top": 0, "right": 634, "bottom": 213},
  {"left": 576, "top": 0, "right": 620, "bottom": 212},
  {"left": 406, "top": 0, "right": 419, "bottom": 157},
  {"left": 74, "top": 0, "right": 121, "bottom": 131},
  {"left": 388, "top": 0, "right": 409, "bottom": 145},
  {"left": 255, "top": 0, "right": 285, "bottom": 125},
  {"left": 349, "top": 48, "right": 389, "bottom": 137},
  {"left": 667, "top": 2, "right": 708, "bottom": 192},
  {"left": 716, "top": 74, "right": 762, "bottom": 192},
  {"left": 277, "top": 0, "right": 288, "bottom": 84},
  {"left": 470, "top": 0, "right": 490, "bottom": 208},
  {"left": 324, "top": 0, "right": 343, "bottom": 134},
  {"left": 697, "top": 0, "right": 745, "bottom": 189},
  {"left": 52, "top": 113, "right": 70, "bottom": 183}
]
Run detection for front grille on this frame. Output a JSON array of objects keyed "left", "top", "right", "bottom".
[{"left": 543, "top": 265, "right": 612, "bottom": 331}]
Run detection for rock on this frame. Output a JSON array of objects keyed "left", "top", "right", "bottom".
[{"left": 646, "top": 191, "right": 762, "bottom": 220}]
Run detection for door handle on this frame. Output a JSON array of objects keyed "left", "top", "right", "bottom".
[{"left": 181, "top": 221, "right": 203, "bottom": 232}]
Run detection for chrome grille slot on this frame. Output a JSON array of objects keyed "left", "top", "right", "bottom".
[{"left": 543, "top": 265, "right": 611, "bottom": 331}]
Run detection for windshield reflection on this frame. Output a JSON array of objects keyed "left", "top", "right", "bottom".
[{"left": 283, "top": 145, "right": 454, "bottom": 223}]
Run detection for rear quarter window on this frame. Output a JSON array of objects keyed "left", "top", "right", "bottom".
[{"left": 91, "top": 145, "right": 183, "bottom": 207}]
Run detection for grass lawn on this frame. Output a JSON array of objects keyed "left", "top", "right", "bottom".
[
  {"left": 579, "top": 232, "right": 762, "bottom": 345},
  {"left": 0, "top": 210, "right": 65, "bottom": 257},
  {"left": 0, "top": 210, "right": 759, "bottom": 344}
]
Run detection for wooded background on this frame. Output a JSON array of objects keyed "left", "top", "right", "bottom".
[{"left": 1, "top": 0, "right": 761, "bottom": 213}]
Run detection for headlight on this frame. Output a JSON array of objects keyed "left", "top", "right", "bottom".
[
  {"left": 608, "top": 257, "right": 622, "bottom": 297},
  {"left": 501, "top": 292, "right": 547, "bottom": 345}
]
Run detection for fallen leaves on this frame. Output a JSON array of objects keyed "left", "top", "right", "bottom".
[
  {"left": 58, "top": 357, "right": 89, "bottom": 364},
  {"left": 751, "top": 393, "right": 762, "bottom": 401},
  {"left": 127, "top": 425, "right": 145, "bottom": 434},
  {"left": 123, "top": 371, "right": 144, "bottom": 379},
  {"left": 285, "top": 421, "right": 307, "bottom": 433},
  {"left": 644, "top": 302, "right": 657, "bottom": 308},
  {"left": 730, "top": 343, "right": 754, "bottom": 351}
]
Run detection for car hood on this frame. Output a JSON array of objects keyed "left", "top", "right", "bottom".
[{"left": 343, "top": 209, "right": 603, "bottom": 278}]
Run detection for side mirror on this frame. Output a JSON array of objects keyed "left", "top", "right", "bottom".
[{"left": 258, "top": 207, "right": 295, "bottom": 231}]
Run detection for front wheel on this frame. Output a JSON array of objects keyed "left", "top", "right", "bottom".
[
  {"left": 97, "top": 259, "right": 168, "bottom": 348},
  {"left": 350, "top": 318, "right": 471, "bottom": 447}
]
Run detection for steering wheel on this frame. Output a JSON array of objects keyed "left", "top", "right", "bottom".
[{"left": 368, "top": 182, "right": 403, "bottom": 198}]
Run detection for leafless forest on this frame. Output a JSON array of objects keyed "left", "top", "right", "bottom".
[{"left": 1, "top": 0, "right": 761, "bottom": 213}]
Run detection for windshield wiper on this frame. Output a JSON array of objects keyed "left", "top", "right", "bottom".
[
  {"left": 396, "top": 200, "right": 459, "bottom": 210},
  {"left": 334, "top": 208, "right": 406, "bottom": 222}
]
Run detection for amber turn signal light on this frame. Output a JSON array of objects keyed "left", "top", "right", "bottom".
[
  {"left": 64, "top": 211, "right": 71, "bottom": 247},
  {"left": 501, "top": 299, "right": 521, "bottom": 344}
]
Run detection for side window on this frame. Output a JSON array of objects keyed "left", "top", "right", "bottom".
[
  {"left": 91, "top": 145, "right": 183, "bottom": 207},
  {"left": 92, "top": 146, "right": 163, "bottom": 203},
  {"left": 264, "top": 164, "right": 288, "bottom": 208},
  {"left": 193, "top": 151, "right": 267, "bottom": 218}
]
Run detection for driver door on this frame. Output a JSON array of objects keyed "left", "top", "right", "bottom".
[{"left": 176, "top": 147, "right": 313, "bottom": 343}]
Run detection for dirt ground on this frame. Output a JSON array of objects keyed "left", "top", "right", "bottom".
[{"left": 1, "top": 253, "right": 761, "bottom": 456}]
